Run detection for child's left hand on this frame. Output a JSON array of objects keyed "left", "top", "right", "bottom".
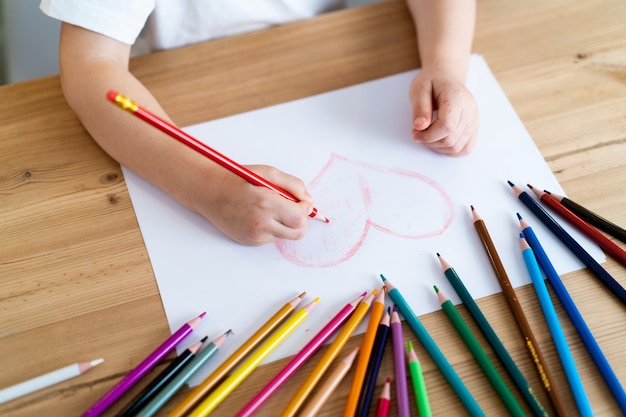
[{"left": 408, "top": 67, "right": 479, "bottom": 156}]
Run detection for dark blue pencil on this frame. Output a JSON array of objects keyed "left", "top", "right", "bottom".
[
  {"left": 356, "top": 307, "right": 391, "bottom": 417},
  {"left": 116, "top": 337, "right": 207, "bottom": 417},
  {"left": 519, "top": 214, "right": 626, "bottom": 414},
  {"left": 508, "top": 181, "right": 626, "bottom": 306}
]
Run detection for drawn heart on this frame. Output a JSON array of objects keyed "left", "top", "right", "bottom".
[{"left": 275, "top": 154, "right": 454, "bottom": 268}]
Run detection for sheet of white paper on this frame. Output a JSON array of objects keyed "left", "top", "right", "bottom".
[{"left": 122, "top": 55, "right": 605, "bottom": 386}]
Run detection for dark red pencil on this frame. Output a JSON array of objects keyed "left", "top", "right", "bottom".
[{"left": 528, "top": 184, "right": 626, "bottom": 266}]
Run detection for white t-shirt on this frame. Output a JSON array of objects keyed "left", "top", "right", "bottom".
[{"left": 40, "top": 0, "right": 345, "bottom": 52}]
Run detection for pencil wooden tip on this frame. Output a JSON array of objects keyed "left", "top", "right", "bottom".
[{"left": 470, "top": 205, "right": 475, "bottom": 211}]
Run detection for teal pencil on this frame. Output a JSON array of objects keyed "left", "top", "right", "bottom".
[
  {"left": 435, "top": 286, "right": 526, "bottom": 417},
  {"left": 437, "top": 253, "right": 548, "bottom": 417},
  {"left": 520, "top": 234, "right": 592, "bottom": 416},
  {"left": 135, "top": 330, "right": 233, "bottom": 417},
  {"left": 380, "top": 274, "right": 485, "bottom": 417}
]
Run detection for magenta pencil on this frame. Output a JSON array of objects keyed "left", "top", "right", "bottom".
[
  {"left": 81, "top": 313, "right": 205, "bottom": 417},
  {"left": 235, "top": 292, "right": 366, "bottom": 417},
  {"left": 391, "top": 306, "right": 410, "bottom": 417}
]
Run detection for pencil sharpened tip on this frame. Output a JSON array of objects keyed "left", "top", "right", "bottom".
[
  {"left": 507, "top": 180, "right": 515, "bottom": 186},
  {"left": 380, "top": 274, "right": 387, "bottom": 282},
  {"left": 516, "top": 212, "right": 523, "bottom": 220}
]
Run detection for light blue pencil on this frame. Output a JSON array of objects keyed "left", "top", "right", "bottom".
[
  {"left": 519, "top": 234, "right": 592, "bottom": 417},
  {"left": 135, "top": 330, "right": 232, "bottom": 417}
]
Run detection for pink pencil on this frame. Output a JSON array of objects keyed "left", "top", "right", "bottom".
[{"left": 235, "top": 292, "right": 366, "bottom": 417}]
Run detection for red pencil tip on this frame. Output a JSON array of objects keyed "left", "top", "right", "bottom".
[
  {"left": 106, "top": 90, "right": 118, "bottom": 102},
  {"left": 385, "top": 377, "right": 391, "bottom": 383}
]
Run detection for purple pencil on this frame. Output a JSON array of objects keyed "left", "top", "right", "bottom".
[
  {"left": 81, "top": 312, "right": 205, "bottom": 417},
  {"left": 391, "top": 306, "right": 411, "bottom": 417}
]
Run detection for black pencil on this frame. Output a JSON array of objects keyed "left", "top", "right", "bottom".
[
  {"left": 116, "top": 337, "right": 207, "bottom": 417},
  {"left": 545, "top": 189, "right": 626, "bottom": 243}
]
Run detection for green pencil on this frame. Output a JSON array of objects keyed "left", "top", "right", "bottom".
[
  {"left": 437, "top": 253, "right": 547, "bottom": 417},
  {"left": 406, "top": 341, "right": 432, "bottom": 417},
  {"left": 434, "top": 286, "right": 526, "bottom": 417},
  {"left": 381, "top": 274, "right": 485, "bottom": 417}
]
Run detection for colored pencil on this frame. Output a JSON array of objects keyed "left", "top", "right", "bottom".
[
  {"left": 280, "top": 290, "right": 378, "bottom": 417},
  {"left": 390, "top": 306, "right": 411, "bottom": 417},
  {"left": 342, "top": 288, "right": 385, "bottom": 417},
  {"left": 237, "top": 292, "right": 366, "bottom": 417},
  {"left": 509, "top": 181, "right": 626, "bottom": 305},
  {"left": 168, "top": 293, "right": 305, "bottom": 417},
  {"left": 381, "top": 275, "right": 485, "bottom": 417},
  {"left": 519, "top": 233, "right": 592, "bottom": 417},
  {"left": 117, "top": 337, "right": 207, "bottom": 417},
  {"left": 0, "top": 359, "right": 103, "bottom": 404},
  {"left": 407, "top": 341, "right": 431, "bottom": 417},
  {"left": 298, "top": 347, "right": 360, "bottom": 417},
  {"left": 520, "top": 214, "right": 626, "bottom": 414},
  {"left": 374, "top": 378, "right": 392, "bottom": 417},
  {"left": 528, "top": 185, "right": 626, "bottom": 266},
  {"left": 437, "top": 254, "right": 548, "bottom": 417},
  {"left": 107, "top": 91, "right": 328, "bottom": 222},
  {"left": 356, "top": 307, "right": 391, "bottom": 417},
  {"left": 471, "top": 205, "right": 569, "bottom": 417},
  {"left": 81, "top": 312, "right": 205, "bottom": 417},
  {"left": 188, "top": 298, "right": 319, "bottom": 417},
  {"left": 136, "top": 330, "right": 232, "bottom": 417},
  {"left": 545, "top": 189, "right": 626, "bottom": 243},
  {"left": 435, "top": 286, "right": 526, "bottom": 417}
]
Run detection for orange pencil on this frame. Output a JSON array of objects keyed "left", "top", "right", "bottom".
[
  {"left": 342, "top": 287, "right": 385, "bottom": 417},
  {"left": 107, "top": 91, "right": 329, "bottom": 223}
]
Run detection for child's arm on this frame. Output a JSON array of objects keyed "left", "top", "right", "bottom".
[
  {"left": 406, "top": 0, "right": 479, "bottom": 156},
  {"left": 59, "top": 23, "right": 313, "bottom": 245}
]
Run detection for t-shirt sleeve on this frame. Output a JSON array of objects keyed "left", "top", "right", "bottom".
[{"left": 40, "top": 0, "right": 155, "bottom": 45}]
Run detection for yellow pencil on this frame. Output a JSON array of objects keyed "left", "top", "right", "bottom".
[
  {"left": 168, "top": 292, "right": 305, "bottom": 417},
  {"left": 299, "top": 347, "right": 360, "bottom": 417},
  {"left": 187, "top": 297, "right": 318, "bottom": 417},
  {"left": 280, "top": 289, "right": 377, "bottom": 417},
  {"left": 343, "top": 287, "right": 385, "bottom": 417}
]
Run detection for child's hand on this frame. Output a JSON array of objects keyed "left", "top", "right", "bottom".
[
  {"left": 408, "top": 67, "right": 479, "bottom": 156},
  {"left": 193, "top": 164, "right": 314, "bottom": 246}
]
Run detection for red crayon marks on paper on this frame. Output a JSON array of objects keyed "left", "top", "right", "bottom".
[{"left": 275, "top": 154, "right": 454, "bottom": 268}]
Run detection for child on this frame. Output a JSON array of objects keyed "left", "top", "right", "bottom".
[{"left": 40, "top": 0, "right": 478, "bottom": 246}]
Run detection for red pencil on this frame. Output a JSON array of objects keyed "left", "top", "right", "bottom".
[
  {"left": 528, "top": 184, "right": 626, "bottom": 266},
  {"left": 106, "top": 90, "right": 329, "bottom": 223},
  {"left": 374, "top": 378, "right": 391, "bottom": 417}
]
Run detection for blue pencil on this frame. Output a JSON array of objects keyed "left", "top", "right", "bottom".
[
  {"left": 381, "top": 275, "right": 485, "bottom": 417},
  {"left": 356, "top": 307, "right": 391, "bottom": 417},
  {"left": 519, "top": 234, "right": 592, "bottom": 417},
  {"left": 509, "top": 181, "right": 626, "bottom": 306},
  {"left": 519, "top": 214, "right": 626, "bottom": 414}
]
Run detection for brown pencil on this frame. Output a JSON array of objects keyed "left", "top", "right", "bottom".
[{"left": 471, "top": 205, "right": 569, "bottom": 417}]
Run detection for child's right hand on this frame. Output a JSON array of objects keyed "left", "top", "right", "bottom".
[{"left": 188, "top": 164, "right": 315, "bottom": 246}]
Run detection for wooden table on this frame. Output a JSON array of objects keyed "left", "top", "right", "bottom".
[{"left": 2, "top": 0, "right": 625, "bottom": 416}]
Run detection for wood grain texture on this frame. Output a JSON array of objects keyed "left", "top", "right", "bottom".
[{"left": 1, "top": 0, "right": 625, "bottom": 416}]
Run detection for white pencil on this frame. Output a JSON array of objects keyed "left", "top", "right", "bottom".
[{"left": 0, "top": 358, "right": 104, "bottom": 404}]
